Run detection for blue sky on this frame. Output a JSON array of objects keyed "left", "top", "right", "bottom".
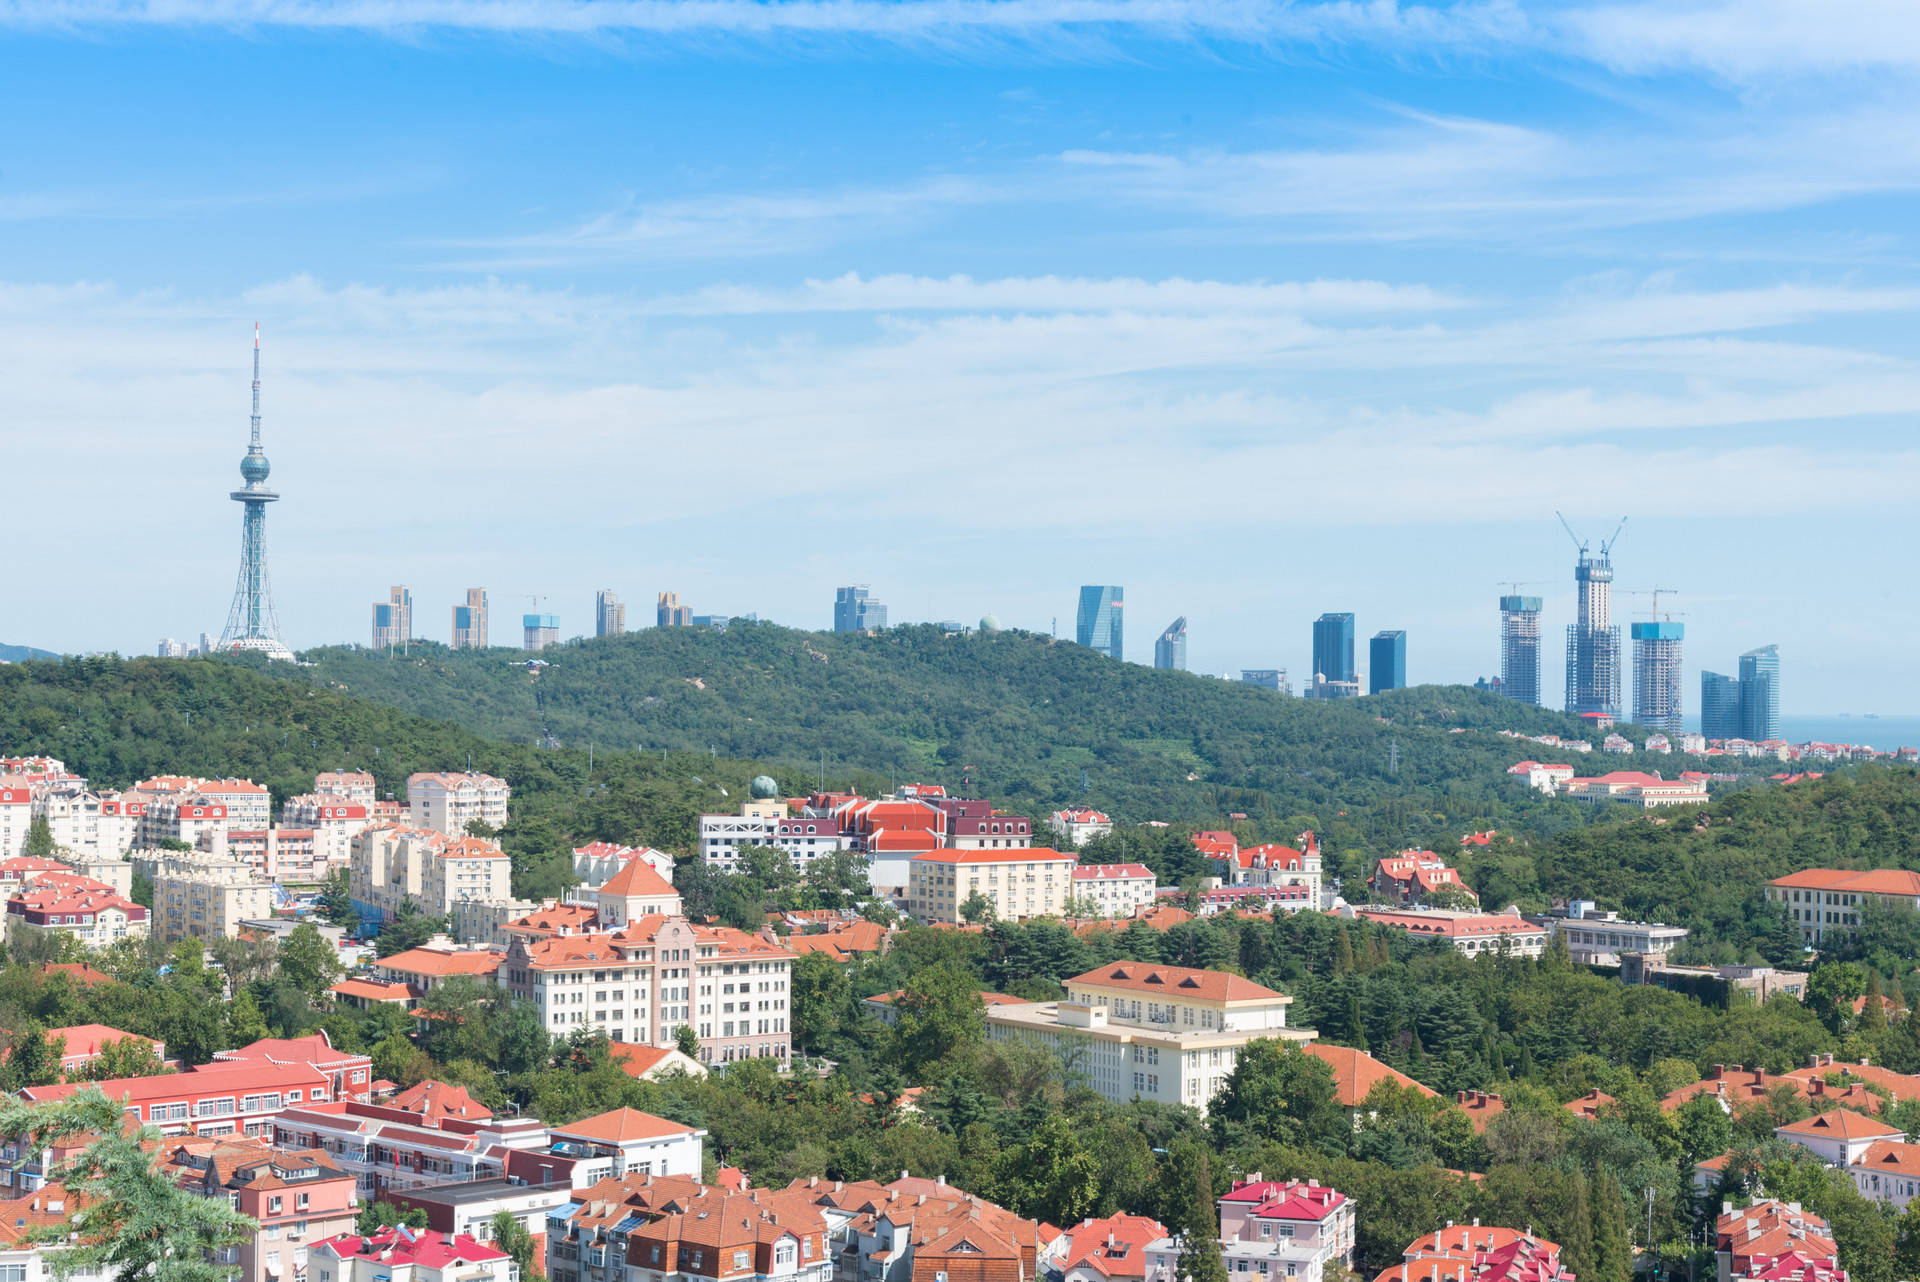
[{"left": 5, "top": 1, "right": 1919, "bottom": 714}]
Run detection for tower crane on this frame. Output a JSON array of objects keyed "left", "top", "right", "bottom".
[
  {"left": 1555, "top": 512, "right": 1629, "bottom": 558},
  {"left": 1624, "top": 588, "right": 1683, "bottom": 621}
]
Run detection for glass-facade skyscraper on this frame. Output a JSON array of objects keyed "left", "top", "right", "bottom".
[
  {"left": 371, "top": 585, "right": 411, "bottom": 650},
  {"left": 1740, "top": 645, "right": 1781, "bottom": 742},
  {"left": 451, "top": 588, "right": 488, "bottom": 649},
  {"left": 1369, "top": 630, "right": 1406, "bottom": 694},
  {"left": 1701, "top": 671, "right": 1742, "bottom": 740},
  {"left": 834, "top": 585, "right": 888, "bottom": 633},
  {"left": 1077, "top": 586, "right": 1124, "bottom": 660},
  {"left": 1499, "top": 595, "right": 1543, "bottom": 705},
  {"left": 1630, "top": 621, "right": 1685, "bottom": 734},
  {"left": 1154, "top": 616, "right": 1187, "bottom": 671},
  {"left": 1312, "top": 613, "right": 1356, "bottom": 684}
]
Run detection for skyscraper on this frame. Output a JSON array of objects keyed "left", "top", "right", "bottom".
[
  {"left": 1076, "top": 586, "right": 1124, "bottom": 660},
  {"left": 1565, "top": 544, "right": 1622, "bottom": 717},
  {"left": 452, "top": 589, "right": 488, "bottom": 649},
  {"left": 1499, "top": 595, "right": 1543, "bottom": 705},
  {"left": 1740, "top": 645, "right": 1782, "bottom": 742},
  {"left": 371, "top": 586, "right": 412, "bottom": 651},
  {"left": 834, "top": 586, "right": 888, "bottom": 632},
  {"left": 217, "top": 326, "right": 293, "bottom": 661},
  {"left": 1369, "top": 630, "right": 1406, "bottom": 694},
  {"left": 523, "top": 613, "right": 560, "bottom": 651},
  {"left": 1154, "top": 616, "right": 1188, "bottom": 671},
  {"left": 1312, "top": 613, "right": 1356, "bottom": 684},
  {"left": 1240, "top": 669, "right": 1290, "bottom": 693},
  {"left": 1630, "top": 621, "right": 1685, "bottom": 734},
  {"left": 596, "top": 590, "right": 626, "bottom": 638},
  {"left": 657, "top": 592, "right": 691, "bottom": 627},
  {"left": 1701, "top": 671, "right": 1742, "bottom": 741}
]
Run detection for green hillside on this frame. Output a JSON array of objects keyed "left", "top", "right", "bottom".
[{"left": 292, "top": 623, "right": 1640, "bottom": 852}]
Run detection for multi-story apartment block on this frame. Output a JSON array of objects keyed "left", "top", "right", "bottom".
[
  {"left": 4, "top": 874, "right": 148, "bottom": 950},
  {"left": 206, "top": 827, "right": 333, "bottom": 882},
  {"left": 1071, "top": 864, "right": 1157, "bottom": 918},
  {"left": 986, "top": 961, "right": 1313, "bottom": 1112},
  {"left": 1145, "top": 1177, "right": 1355, "bottom": 1282},
  {"left": 407, "top": 772, "right": 511, "bottom": 835},
  {"left": 314, "top": 1227, "right": 514, "bottom": 1282},
  {"left": 0, "top": 779, "right": 35, "bottom": 859},
  {"left": 1349, "top": 907, "right": 1550, "bottom": 958},
  {"left": 787, "top": 1170, "right": 1047, "bottom": 1282},
  {"left": 908, "top": 848, "right": 1076, "bottom": 925},
  {"left": 143, "top": 850, "right": 276, "bottom": 946},
  {"left": 17, "top": 1058, "right": 335, "bottom": 1150},
  {"left": 1768, "top": 868, "right": 1920, "bottom": 945},
  {"left": 501, "top": 916, "right": 792, "bottom": 1066},
  {"left": 275, "top": 1094, "right": 539, "bottom": 1200},
  {"left": 927, "top": 798, "right": 1033, "bottom": 849},
  {"left": 350, "top": 826, "right": 513, "bottom": 923},
  {"left": 573, "top": 842, "right": 675, "bottom": 888},
  {"left": 698, "top": 798, "right": 853, "bottom": 873},
  {"left": 314, "top": 771, "right": 379, "bottom": 807},
  {"left": 1375, "top": 1227, "right": 1572, "bottom": 1282},
  {"left": 453, "top": 589, "right": 490, "bottom": 650},
  {"left": 160, "top": 1137, "right": 358, "bottom": 1282},
  {"left": 1049, "top": 807, "right": 1113, "bottom": 846},
  {"left": 282, "top": 794, "right": 375, "bottom": 864}
]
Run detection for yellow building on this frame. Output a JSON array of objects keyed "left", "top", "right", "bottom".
[{"left": 907, "top": 847, "right": 1076, "bottom": 924}]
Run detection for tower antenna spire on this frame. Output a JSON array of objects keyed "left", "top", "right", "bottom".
[
  {"left": 219, "top": 325, "right": 291, "bottom": 660},
  {"left": 251, "top": 322, "right": 262, "bottom": 449}
]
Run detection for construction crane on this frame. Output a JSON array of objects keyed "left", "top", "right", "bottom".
[
  {"left": 1556, "top": 512, "right": 1629, "bottom": 557},
  {"left": 526, "top": 593, "right": 547, "bottom": 611},
  {"left": 1624, "top": 588, "right": 1683, "bottom": 621},
  {"left": 1498, "top": 580, "right": 1549, "bottom": 595}
]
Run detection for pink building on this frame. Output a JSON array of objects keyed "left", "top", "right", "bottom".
[
  {"left": 1146, "top": 1176, "right": 1353, "bottom": 1282},
  {"left": 314, "top": 1227, "right": 515, "bottom": 1282},
  {"left": 161, "top": 1137, "right": 358, "bottom": 1282}
]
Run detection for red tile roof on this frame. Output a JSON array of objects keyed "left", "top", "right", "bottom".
[
  {"left": 599, "top": 858, "right": 678, "bottom": 899},
  {"left": 1776, "top": 1108, "right": 1900, "bottom": 1141},
  {"left": 377, "top": 947, "right": 504, "bottom": 978},
  {"left": 1302, "top": 1043, "right": 1437, "bottom": 1107},
  {"left": 1068, "top": 961, "right": 1285, "bottom": 1004},
  {"left": 1770, "top": 868, "right": 1920, "bottom": 896},
  {"left": 315, "top": 1226, "right": 507, "bottom": 1269},
  {"left": 1057, "top": 1213, "right": 1165, "bottom": 1278},
  {"left": 551, "top": 1106, "right": 699, "bottom": 1143},
  {"left": 911, "top": 847, "right": 1073, "bottom": 865}
]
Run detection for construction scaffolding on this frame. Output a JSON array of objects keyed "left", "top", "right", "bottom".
[{"left": 1499, "top": 594, "right": 1543, "bottom": 706}]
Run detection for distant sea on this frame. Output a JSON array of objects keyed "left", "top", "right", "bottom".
[{"left": 1765, "top": 714, "right": 1920, "bottom": 751}]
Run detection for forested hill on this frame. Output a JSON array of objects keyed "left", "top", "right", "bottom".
[
  {"left": 0, "top": 656, "right": 889, "bottom": 897},
  {"left": 293, "top": 623, "right": 1612, "bottom": 849}
]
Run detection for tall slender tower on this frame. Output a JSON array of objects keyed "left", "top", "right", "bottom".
[
  {"left": 1560, "top": 515, "right": 1626, "bottom": 718},
  {"left": 1499, "top": 595, "right": 1543, "bottom": 705},
  {"left": 219, "top": 326, "right": 293, "bottom": 661}
]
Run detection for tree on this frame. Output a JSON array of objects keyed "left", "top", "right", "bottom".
[
  {"left": 24, "top": 815, "right": 56, "bottom": 860},
  {"left": 888, "top": 963, "right": 986, "bottom": 1078},
  {"left": 1806, "top": 962, "right": 1867, "bottom": 1035},
  {"left": 1173, "top": 1143, "right": 1228, "bottom": 1282},
  {"left": 789, "top": 951, "right": 850, "bottom": 1053},
  {"left": 993, "top": 1112, "right": 1100, "bottom": 1225},
  {"left": 1207, "top": 1038, "right": 1344, "bottom": 1152},
  {"left": 375, "top": 901, "right": 449, "bottom": 958},
  {"left": 278, "top": 923, "right": 343, "bottom": 1001},
  {"left": 0, "top": 1085, "right": 254, "bottom": 1282},
  {"left": 2, "top": 1027, "right": 65, "bottom": 1091},
  {"left": 81, "top": 1037, "right": 172, "bottom": 1083},
  {"left": 490, "top": 1211, "right": 537, "bottom": 1278},
  {"left": 675, "top": 1025, "right": 700, "bottom": 1059},
  {"left": 1588, "top": 1172, "right": 1633, "bottom": 1282},
  {"left": 356, "top": 1202, "right": 428, "bottom": 1235},
  {"left": 960, "top": 891, "right": 996, "bottom": 924},
  {"left": 319, "top": 869, "right": 355, "bottom": 928}
]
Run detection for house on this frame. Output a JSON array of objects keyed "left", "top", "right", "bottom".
[
  {"left": 1507, "top": 762, "right": 1574, "bottom": 794},
  {"left": 1145, "top": 1176, "right": 1353, "bottom": 1282},
  {"left": 1783, "top": 1055, "right": 1920, "bottom": 1103},
  {"left": 1057, "top": 1214, "right": 1166, "bottom": 1282},
  {"left": 1373, "top": 1226, "right": 1569, "bottom": 1282},
  {"left": 1773, "top": 1108, "right": 1903, "bottom": 1166},
  {"left": 32, "top": 1024, "right": 162, "bottom": 1075},
  {"left": 785, "top": 1170, "right": 1049, "bottom": 1282},
  {"left": 376, "top": 940, "right": 507, "bottom": 994},
  {"left": 1662, "top": 1064, "right": 1882, "bottom": 1115},
  {"left": 549, "top": 1175, "right": 833, "bottom": 1282},
  {"left": 1050, "top": 808, "right": 1114, "bottom": 847},
  {"left": 1767, "top": 868, "right": 1920, "bottom": 945},
  {"left": 1300, "top": 1044, "right": 1436, "bottom": 1108},
  {"left": 160, "top": 1137, "right": 358, "bottom": 1282},
  {"left": 607, "top": 1042, "right": 709, "bottom": 1081},
  {"left": 1716, "top": 1201, "right": 1847, "bottom": 1282},
  {"left": 1564, "top": 1089, "right": 1614, "bottom": 1121},
  {"left": 546, "top": 1108, "right": 705, "bottom": 1180},
  {"left": 1848, "top": 1141, "right": 1920, "bottom": 1210},
  {"left": 1348, "top": 908, "right": 1547, "bottom": 958},
  {"left": 1452, "top": 1091, "right": 1507, "bottom": 1133},
  {"left": 4, "top": 875, "right": 149, "bottom": 950},
  {"left": 313, "top": 1226, "right": 515, "bottom": 1282},
  {"left": 985, "top": 962, "right": 1313, "bottom": 1113},
  {"left": 1369, "top": 853, "right": 1476, "bottom": 907}
]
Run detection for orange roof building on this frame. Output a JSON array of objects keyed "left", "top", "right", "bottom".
[
  {"left": 1767, "top": 867, "right": 1920, "bottom": 947},
  {"left": 1302, "top": 1043, "right": 1437, "bottom": 1108}
]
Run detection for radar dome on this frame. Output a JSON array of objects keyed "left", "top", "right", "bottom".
[
  {"left": 979, "top": 614, "right": 1003, "bottom": 633},
  {"left": 240, "top": 450, "right": 271, "bottom": 484},
  {"left": 749, "top": 774, "right": 780, "bottom": 800}
]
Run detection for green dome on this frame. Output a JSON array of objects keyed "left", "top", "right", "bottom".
[
  {"left": 240, "top": 450, "right": 271, "bottom": 483},
  {"left": 979, "top": 614, "right": 1002, "bottom": 633},
  {"left": 749, "top": 774, "right": 780, "bottom": 800}
]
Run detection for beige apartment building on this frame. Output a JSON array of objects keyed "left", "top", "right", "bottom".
[
  {"left": 145, "top": 851, "right": 276, "bottom": 946},
  {"left": 405, "top": 772, "right": 511, "bottom": 835},
  {"left": 350, "top": 825, "right": 512, "bottom": 922},
  {"left": 907, "top": 847, "right": 1076, "bottom": 924}
]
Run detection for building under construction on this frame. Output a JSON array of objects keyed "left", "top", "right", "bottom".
[
  {"left": 1631, "top": 621, "right": 1685, "bottom": 734},
  {"left": 1499, "top": 595, "right": 1543, "bottom": 705},
  {"left": 1561, "top": 515, "right": 1625, "bottom": 718}
]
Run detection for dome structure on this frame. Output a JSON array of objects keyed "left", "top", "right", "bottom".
[
  {"left": 240, "top": 449, "right": 271, "bottom": 484},
  {"left": 749, "top": 774, "right": 780, "bottom": 800},
  {"left": 979, "top": 614, "right": 1003, "bottom": 633}
]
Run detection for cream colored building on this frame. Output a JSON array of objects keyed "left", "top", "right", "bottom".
[
  {"left": 406, "top": 772, "right": 511, "bottom": 835},
  {"left": 146, "top": 850, "right": 276, "bottom": 946},
  {"left": 907, "top": 847, "right": 1076, "bottom": 924},
  {"left": 986, "top": 961, "right": 1313, "bottom": 1113},
  {"left": 351, "top": 825, "right": 513, "bottom": 922}
]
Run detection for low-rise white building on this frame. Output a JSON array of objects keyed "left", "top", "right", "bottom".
[
  {"left": 1348, "top": 906, "right": 1549, "bottom": 958},
  {"left": 1050, "top": 807, "right": 1114, "bottom": 847},
  {"left": 1542, "top": 903, "right": 1689, "bottom": 965},
  {"left": 1072, "top": 864, "right": 1158, "bottom": 918},
  {"left": 313, "top": 1227, "right": 514, "bottom": 1282},
  {"left": 1775, "top": 1108, "right": 1903, "bottom": 1167},
  {"left": 1850, "top": 1141, "right": 1920, "bottom": 1210}
]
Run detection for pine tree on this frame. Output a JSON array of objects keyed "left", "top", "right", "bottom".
[
  {"left": 1862, "top": 970, "right": 1891, "bottom": 1036},
  {"left": 23, "top": 816, "right": 56, "bottom": 860},
  {"left": 1335, "top": 929, "right": 1357, "bottom": 974},
  {"left": 1175, "top": 1148, "right": 1228, "bottom": 1282},
  {"left": 1346, "top": 994, "right": 1368, "bottom": 1050},
  {"left": 1557, "top": 1171, "right": 1598, "bottom": 1282},
  {"left": 1589, "top": 1173, "right": 1633, "bottom": 1282}
]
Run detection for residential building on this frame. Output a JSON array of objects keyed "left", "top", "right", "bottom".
[
  {"left": 34, "top": 1024, "right": 162, "bottom": 1075},
  {"left": 907, "top": 848, "right": 1076, "bottom": 924},
  {"left": 607, "top": 1043, "right": 709, "bottom": 1082},
  {"left": 1539, "top": 903, "right": 1688, "bottom": 964},
  {"left": 214, "top": 1031, "right": 376, "bottom": 1104},
  {"left": 833, "top": 586, "right": 888, "bottom": 633},
  {"left": 985, "top": 961, "right": 1313, "bottom": 1112},
  {"left": 312, "top": 1227, "right": 515, "bottom": 1282},
  {"left": 547, "top": 1109, "right": 706, "bottom": 1180},
  {"left": 699, "top": 799, "right": 852, "bottom": 873},
  {"left": 1631, "top": 620, "right": 1685, "bottom": 734},
  {"left": 1154, "top": 616, "right": 1187, "bottom": 671},
  {"left": 161, "top": 1136, "right": 358, "bottom": 1282},
  {"left": 452, "top": 588, "right": 489, "bottom": 649},
  {"left": 548, "top": 1173, "right": 833, "bottom": 1282},
  {"left": 596, "top": 590, "right": 626, "bottom": 638},
  {"left": 523, "top": 614, "right": 560, "bottom": 652},
  {"left": 1348, "top": 907, "right": 1549, "bottom": 958},
  {"left": 1774, "top": 1108, "right": 1902, "bottom": 1167},
  {"left": 501, "top": 915, "right": 793, "bottom": 1067},
  {"left": 573, "top": 842, "right": 675, "bottom": 888},
  {"left": 145, "top": 850, "right": 275, "bottom": 946},
  {"left": 926, "top": 797, "right": 1033, "bottom": 850},
  {"left": 273, "top": 1088, "right": 546, "bottom": 1199},
  {"left": 783, "top": 1169, "right": 1048, "bottom": 1282},
  {"left": 1784, "top": 1055, "right": 1920, "bottom": 1105},
  {"left": 375, "top": 940, "right": 506, "bottom": 996},
  {"left": 1499, "top": 595, "right": 1543, "bottom": 706},
  {"left": 281, "top": 795, "right": 374, "bottom": 866},
  {"left": 1565, "top": 541, "right": 1622, "bottom": 719},
  {"left": 1077, "top": 586, "right": 1124, "bottom": 660},
  {"left": 1660, "top": 1064, "right": 1879, "bottom": 1115},
  {"left": 1369, "top": 630, "right": 1406, "bottom": 694},
  {"left": 1741, "top": 644, "right": 1783, "bottom": 743},
  {"left": 1311, "top": 614, "right": 1355, "bottom": 685},
  {"left": 372, "top": 586, "right": 413, "bottom": 650},
  {"left": 1715, "top": 1200, "right": 1847, "bottom": 1282},
  {"left": 1850, "top": 1141, "right": 1920, "bottom": 1210},
  {"left": 16, "top": 1058, "right": 335, "bottom": 1150},
  {"left": 1767, "top": 868, "right": 1920, "bottom": 945},
  {"left": 209, "top": 827, "right": 333, "bottom": 882},
  {"left": 1059, "top": 1213, "right": 1165, "bottom": 1282},
  {"left": 1145, "top": 1176, "right": 1352, "bottom": 1282},
  {"left": 1072, "top": 864, "right": 1158, "bottom": 918},
  {"left": 1049, "top": 807, "right": 1113, "bottom": 846},
  {"left": 315, "top": 771, "right": 379, "bottom": 808},
  {"left": 407, "top": 772, "right": 511, "bottom": 835},
  {"left": 657, "top": 592, "right": 691, "bottom": 627},
  {"left": 1370, "top": 851, "right": 1475, "bottom": 907},
  {"left": 1374, "top": 1226, "right": 1570, "bottom": 1282},
  {"left": 1300, "top": 1044, "right": 1436, "bottom": 1108},
  {"left": 4, "top": 875, "right": 148, "bottom": 949},
  {"left": 1554, "top": 770, "right": 1708, "bottom": 807},
  {"left": 383, "top": 1179, "right": 574, "bottom": 1263}
]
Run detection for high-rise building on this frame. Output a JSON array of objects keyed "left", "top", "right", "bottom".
[
  {"left": 1369, "top": 630, "right": 1406, "bottom": 694},
  {"left": 833, "top": 586, "right": 888, "bottom": 633},
  {"left": 1312, "top": 613, "right": 1356, "bottom": 684},
  {"left": 1630, "top": 621, "right": 1685, "bottom": 734},
  {"left": 1499, "top": 595, "right": 1544, "bottom": 705},
  {"left": 1154, "top": 616, "right": 1188, "bottom": 671},
  {"left": 523, "top": 614, "right": 560, "bottom": 652},
  {"left": 451, "top": 589, "right": 488, "bottom": 649},
  {"left": 157, "top": 638, "right": 188, "bottom": 659},
  {"left": 1701, "top": 671, "right": 1742, "bottom": 741},
  {"left": 217, "top": 326, "right": 293, "bottom": 662},
  {"left": 1240, "top": 669, "right": 1290, "bottom": 693},
  {"left": 1740, "top": 645, "right": 1782, "bottom": 742},
  {"left": 1076, "top": 586, "right": 1124, "bottom": 660},
  {"left": 1565, "top": 548, "right": 1622, "bottom": 717},
  {"left": 371, "top": 586, "right": 411, "bottom": 651},
  {"left": 657, "top": 592, "right": 691, "bottom": 627},
  {"left": 596, "top": 590, "right": 626, "bottom": 638}
]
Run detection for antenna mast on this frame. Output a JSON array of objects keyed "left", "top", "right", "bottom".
[{"left": 250, "top": 322, "right": 263, "bottom": 449}]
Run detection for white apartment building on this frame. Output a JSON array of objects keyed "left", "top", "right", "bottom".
[
  {"left": 698, "top": 801, "right": 852, "bottom": 872},
  {"left": 406, "top": 772, "right": 511, "bottom": 835},
  {"left": 573, "top": 842, "right": 675, "bottom": 887},
  {"left": 1049, "top": 807, "right": 1114, "bottom": 847},
  {"left": 142, "top": 850, "right": 277, "bottom": 946},
  {"left": 0, "top": 779, "right": 32, "bottom": 859},
  {"left": 1072, "top": 864, "right": 1158, "bottom": 918},
  {"left": 1146, "top": 1177, "right": 1356, "bottom": 1282},
  {"left": 908, "top": 848, "right": 1077, "bottom": 924},
  {"left": 1851, "top": 1142, "right": 1920, "bottom": 1211},
  {"left": 282, "top": 795, "right": 375, "bottom": 866},
  {"left": 501, "top": 916, "right": 793, "bottom": 1067},
  {"left": 314, "top": 772, "right": 379, "bottom": 808},
  {"left": 1768, "top": 868, "right": 1920, "bottom": 945},
  {"left": 1545, "top": 903, "right": 1689, "bottom": 964},
  {"left": 350, "top": 826, "right": 512, "bottom": 922},
  {"left": 986, "top": 961, "right": 1314, "bottom": 1112}
]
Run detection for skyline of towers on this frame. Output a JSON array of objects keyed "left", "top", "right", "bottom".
[
  {"left": 1077, "top": 586, "right": 1124, "bottom": 661},
  {"left": 658, "top": 591, "right": 691, "bottom": 627},
  {"left": 1154, "top": 616, "right": 1188, "bottom": 671},
  {"left": 1701, "top": 645, "right": 1781, "bottom": 742},
  {"left": 1312, "top": 612, "right": 1356, "bottom": 684},
  {"left": 371, "top": 586, "right": 412, "bottom": 651},
  {"left": 1564, "top": 540, "right": 1623, "bottom": 718},
  {"left": 1370, "top": 630, "right": 1406, "bottom": 694},
  {"left": 833, "top": 585, "right": 888, "bottom": 633},
  {"left": 217, "top": 326, "right": 293, "bottom": 661},
  {"left": 1499, "top": 594, "right": 1544, "bottom": 706},
  {"left": 596, "top": 589, "right": 626, "bottom": 638},
  {"left": 1630, "top": 620, "right": 1685, "bottom": 734},
  {"left": 452, "top": 589, "right": 488, "bottom": 649}
]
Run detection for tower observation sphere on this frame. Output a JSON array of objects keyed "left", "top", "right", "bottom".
[
  {"left": 218, "top": 325, "right": 293, "bottom": 662},
  {"left": 240, "top": 450, "right": 271, "bottom": 484}
]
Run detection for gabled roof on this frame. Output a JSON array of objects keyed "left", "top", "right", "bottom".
[
  {"left": 1770, "top": 868, "right": 1920, "bottom": 896},
  {"left": 1775, "top": 1108, "right": 1900, "bottom": 1141},
  {"left": 378, "top": 946, "right": 504, "bottom": 978},
  {"left": 1851, "top": 1140, "right": 1920, "bottom": 1177},
  {"left": 391, "top": 1079, "right": 492, "bottom": 1123},
  {"left": 1302, "top": 1043, "right": 1437, "bottom": 1107},
  {"left": 1057, "top": 1213, "right": 1165, "bottom": 1277},
  {"left": 552, "top": 1106, "right": 700, "bottom": 1144},
  {"left": 1068, "top": 961, "right": 1285, "bottom": 1004}
]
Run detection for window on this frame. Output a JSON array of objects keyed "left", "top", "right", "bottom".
[{"left": 735, "top": 1251, "right": 751, "bottom": 1270}]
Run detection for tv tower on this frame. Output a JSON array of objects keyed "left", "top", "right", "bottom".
[{"left": 218, "top": 325, "right": 293, "bottom": 661}]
